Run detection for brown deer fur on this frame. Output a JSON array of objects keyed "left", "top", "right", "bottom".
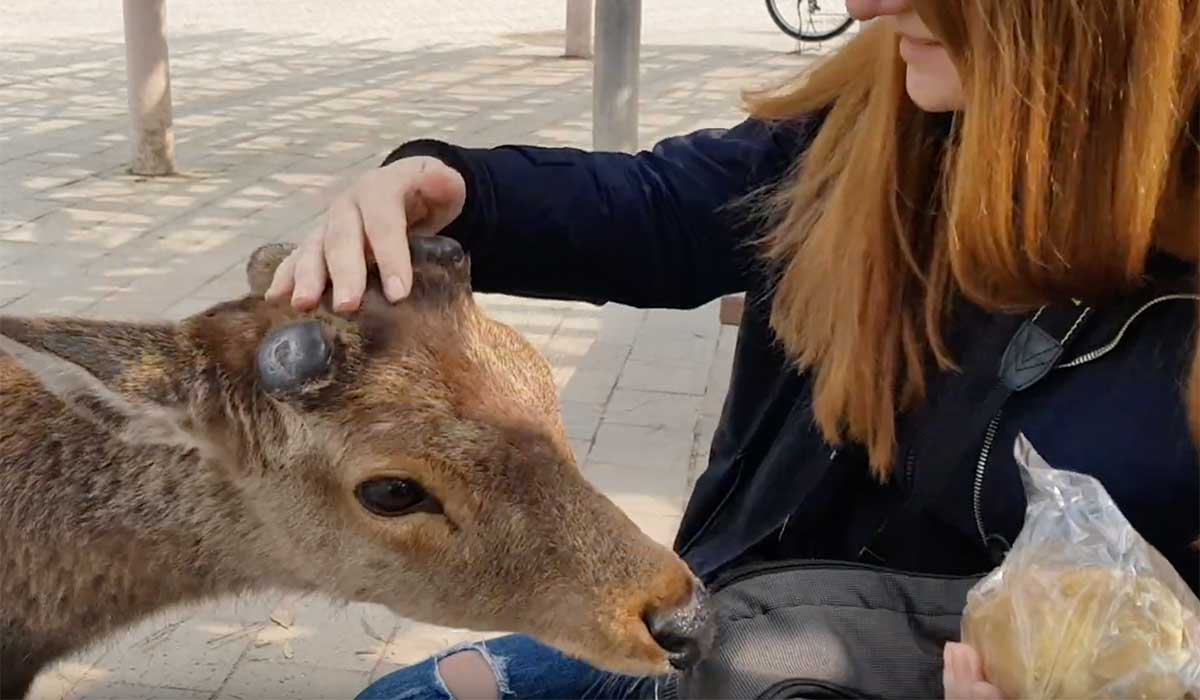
[{"left": 0, "top": 241, "right": 700, "bottom": 699}]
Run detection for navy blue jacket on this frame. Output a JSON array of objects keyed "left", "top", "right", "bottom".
[{"left": 384, "top": 117, "right": 1200, "bottom": 592}]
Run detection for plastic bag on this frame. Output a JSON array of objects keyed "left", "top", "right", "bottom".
[{"left": 961, "top": 434, "right": 1200, "bottom": 700}]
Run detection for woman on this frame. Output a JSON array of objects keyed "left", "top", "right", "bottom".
[{"left": 268, "top": 0, "right": 1200, "bottom": 697}]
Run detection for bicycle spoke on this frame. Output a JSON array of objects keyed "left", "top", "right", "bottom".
[{"left": 767, "top": 0, "right": 853, "bottom": 41}]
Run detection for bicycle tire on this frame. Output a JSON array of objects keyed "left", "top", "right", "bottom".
[{"left": 765, "top": 0, "right": 855, "bottom": 42}]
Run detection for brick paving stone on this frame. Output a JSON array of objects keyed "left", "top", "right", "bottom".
[
  {"left": 214, "top": 661, "right": 369, "bottom": 700},
  {"left": 626, "top": 512, "right": 684, "bottom": 548},
  {"left": 590, "top": 422, "right": 693, "bottom": 473},
  {"left": 559, "top": 399, "right": 604, "bottom": 441},
  {"left": 70, "top": 683, "right": 210, "bottom": 700},
  {"left": 558, "top": 366, "right": 622, "bottom": 404},
  {"left": 604, "top": 388, "right": 704, "bottom": 431},
  {"left": 25, "top": 660, "right": 94, "bottom": 700},
  {"left": 570, "top": 437, "right": 593, "bottom": 464},
  {"left": 241, "top": 596, "right": 401, "bottom": 674},
  {"left": 628, "top": 331, "right": 718, "bottom": 365},
  {"left": 584, "top": 461, "right": 689, "bottom": 518},
  {"left": 0, "top": 240, "right": 38, "bottom": 268},
  {"left": 86, "top": 615, "right": 255, "bottom": 692},
  {"left": 617, "top": 358, "right": 712, "bottom": 396}
]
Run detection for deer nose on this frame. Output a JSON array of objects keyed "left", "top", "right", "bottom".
[{"left": 642, "top": 581, "right": 715, "bottom": 671}]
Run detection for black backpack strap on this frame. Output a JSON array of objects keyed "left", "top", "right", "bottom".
[{"left": 860, "top": 303, "right": 1093, "bottom": 562}]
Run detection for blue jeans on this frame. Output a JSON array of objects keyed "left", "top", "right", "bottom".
[{"left": 356, "top": 634, "right": 665, "bottom": 700}]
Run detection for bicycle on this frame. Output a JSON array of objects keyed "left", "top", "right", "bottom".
[{"left": 766, "top": 0, "right": 855, "bottom": 42}]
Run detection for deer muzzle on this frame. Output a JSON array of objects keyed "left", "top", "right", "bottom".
[{"left": 643, "top": 577, "right": 715, "bottom": 670}]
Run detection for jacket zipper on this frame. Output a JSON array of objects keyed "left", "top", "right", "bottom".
[
  {"left": 1058, "top": 294, "right": 1200, "bottom": 368},
  {"left": 971, "top": 407, "right": 1003, "bottom": 546},
  {"left": 970, "top": 295, "right": 1197, "bottom": 553},
  {"left": 903, "top": 435, "right": 918, "bottom": 495}
]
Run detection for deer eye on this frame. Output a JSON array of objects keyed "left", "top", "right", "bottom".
[{"left": 355, "top": 478, "right": 442, "bottom": 517}]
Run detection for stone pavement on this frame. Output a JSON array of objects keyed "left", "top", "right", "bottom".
[{"left": 1, "top": 2, "right": 853, "bottom": 697}]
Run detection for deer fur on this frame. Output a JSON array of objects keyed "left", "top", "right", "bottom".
[{"left": 0, "top": 240, "right": 704, "bottom": 699}]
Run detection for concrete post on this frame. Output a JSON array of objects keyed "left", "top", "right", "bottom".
[
  {"left": 564, "top": 0, "right": 593, "bottom": 58},
  {"left": 122, "top": 0, "right": 176, "bottom": 175},
  {"left": 592, "top": 0, "right": 641, "bottom": 153}
]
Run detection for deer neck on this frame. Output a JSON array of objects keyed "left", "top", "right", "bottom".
[{"left": 0, "top": 316, "right": 287, "bottom": 652}]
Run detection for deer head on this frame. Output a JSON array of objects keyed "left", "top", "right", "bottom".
[{"left": 0, "top": 237, "right": 713, "bottom": 676}]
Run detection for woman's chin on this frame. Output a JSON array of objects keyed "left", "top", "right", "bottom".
[{"left": 905, "top": 69, "right": 964, "bottom": 113}]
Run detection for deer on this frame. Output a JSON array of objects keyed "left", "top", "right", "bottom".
[{"left": 0, "top": 236, "right": 714, "bottom": 700}]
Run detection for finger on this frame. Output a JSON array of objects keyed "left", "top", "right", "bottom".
[
  {"left": 408, "top": 164, "right": 465, "bottom": 237},
  {"left": 944, "top": 643, "right": 969, "bottom": 675},
  {"left": 291, "top": 234, "right": 329, "bottom": 311},
  {"left": 957, "top": 642, "right": 984, "bottom": 680},
  {"left": 970, "top": 681, "right": 1006, "bottom": 700},
  {"left": 943, "top": 644, "right": 973, "bottom": 700},
  {"left": 359, "top": 186, "right": 413, "bottom": 302},
  {"left": 265, "top": 250, "right": 298, "bottom": 301},
  {"left": 324, "top": 197, "right": 367, "bottom": 313},
  {"left": 944, "top": 672, "right": 971, "bottom": 700}
]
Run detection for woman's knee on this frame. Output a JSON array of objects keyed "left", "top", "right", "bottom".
[
  {"left": 356, "top": 642, "right": 511, "bottom": 700},
  {"left": 437, "top": 649, "right": 500, "bottom": 700},
  {"left": 357, "top": 634, "right": 622, "bottom": 700}
]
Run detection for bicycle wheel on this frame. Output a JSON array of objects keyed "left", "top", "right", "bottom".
[{"left": 766, "top": 0, "right": 855, "bottom": 42}]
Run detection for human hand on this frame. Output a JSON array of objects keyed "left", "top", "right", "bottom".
[
  {"left": 943, "top": 642, "right": 1007, "bottom": 700},
  {"left": 266, "top": 155, "right": 466, "bottom": 312}
]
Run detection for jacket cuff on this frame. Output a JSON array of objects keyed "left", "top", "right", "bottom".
[{"left": 378, "top": 139, "right": 495, "bottom": 253}]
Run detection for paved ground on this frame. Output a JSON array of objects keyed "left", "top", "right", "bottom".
[{"left": 1, "top": 2, "right": 852, "bottom": 698}]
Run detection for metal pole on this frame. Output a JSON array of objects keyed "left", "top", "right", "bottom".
[
  {"left": 122, "top": 0, "right": 176, "bottom": 175},
  {"left": 593, "top": 0, "right": 641, "bottom": 152},
  {"left": 564, "top": 0, "right": 593, "bottom": 58}
]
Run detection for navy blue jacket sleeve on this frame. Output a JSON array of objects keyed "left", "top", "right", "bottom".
[{"left": 380, "top": 117, "right": 817, "bottom": 309}]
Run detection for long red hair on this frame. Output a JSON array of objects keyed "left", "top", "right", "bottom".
[{"left": 747, "top": 2, "right": 1200, "bottom": 477}]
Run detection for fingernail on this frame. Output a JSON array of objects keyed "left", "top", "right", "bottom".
[
  {"left": 385, "top": 275, "right": 407, "bottom": 301},
  {"left": 335, "top": 294, "right": 356, "bottom": 313}
]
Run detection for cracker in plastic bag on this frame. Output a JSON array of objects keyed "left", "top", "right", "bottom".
[{"left": 961, "top": 434, "right": 1200, "bottom": 700}]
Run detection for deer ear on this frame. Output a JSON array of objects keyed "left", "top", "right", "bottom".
[
  {"left": 247, "top": 243, "right": 296, "bottom": 296},
  {"left": 0, "top": 325, "right": 217, "bottom": 456}
]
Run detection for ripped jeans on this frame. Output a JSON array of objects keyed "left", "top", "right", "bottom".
[{"left": 355, "top": 634, "right": 664, "bottom": 700}]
